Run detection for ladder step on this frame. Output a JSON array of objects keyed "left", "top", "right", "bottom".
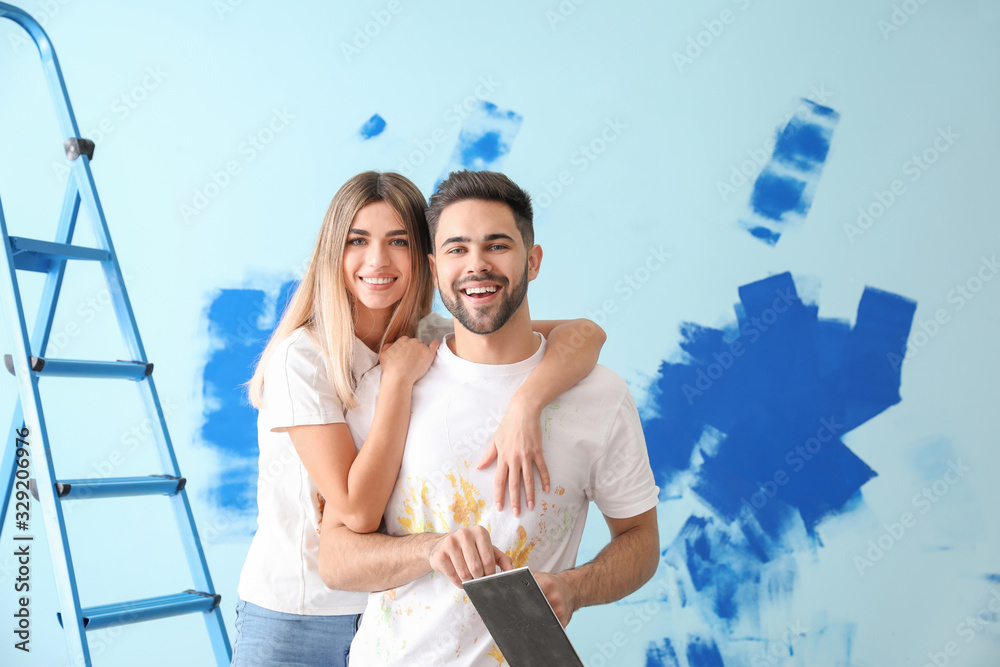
[
  {"left": 30, "top": 475, "right": 185, "bottom": 501},
  {"left": 58, "top": 591, "right": 221, "bottom": 631},
  {"left": 4, "top": 355, "right": 152, "bottom": 380},
  {"left": 8, "top": 236, "right": 109, "bottom": 272}
]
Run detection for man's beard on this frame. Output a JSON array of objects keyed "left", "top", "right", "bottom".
[{"left": 439, "top": 263, "right": 529, "bottom": 335}]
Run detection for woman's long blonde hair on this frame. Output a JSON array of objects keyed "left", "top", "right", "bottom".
[{"left": 247, "top": 172, "right": 432, "bottom": 410}]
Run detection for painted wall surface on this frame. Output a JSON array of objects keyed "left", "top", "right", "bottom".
[{"left": 1, "top": 1, "right": 998, "bottom": 665}]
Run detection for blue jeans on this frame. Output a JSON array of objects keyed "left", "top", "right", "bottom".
[{"left": 231, "top": 599, "right": 362, "bottom": 667}]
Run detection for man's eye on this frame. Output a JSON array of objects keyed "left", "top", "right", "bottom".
[
  {"left": 446, "top": 247, "right": 465, "bottom": 254},
  {"left": 489, "top": 244, "right": 508, "bottom": 251}
]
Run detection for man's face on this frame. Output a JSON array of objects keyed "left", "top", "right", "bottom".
[{"left": 430, "top": 199, "right": 540, "bottom": 335}]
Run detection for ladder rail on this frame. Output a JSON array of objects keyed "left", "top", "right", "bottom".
[
  {"left": 139, "top": 376, "right": 233, "bottom": 665},
  {"left": 0, "top": 177, "right": 79, "bottom": 538},
  {"left": 0, "top": 195, "right": 92, "bottom": 665},
  {"left": 0, "top": 3, "right": 84, "bottom": 144},
  {"left": 29, "top": 178, "right": 82, "bottom": 355}
]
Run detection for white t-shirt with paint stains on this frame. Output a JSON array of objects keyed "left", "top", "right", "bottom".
[{"left": 346, "top": 333, "right": 659, "bottom": 666}]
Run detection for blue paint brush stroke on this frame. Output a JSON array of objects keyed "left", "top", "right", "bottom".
[
  {"left": 201, "top": 281, "right": 297, "bottom": 512},
  {"left": 686, "top": 636, "right": 726, "bottom": 667},
  {"left": 681, "top": 517, "right": 759, "bottom": 622},
  {"left": 646, "top": 638, "right": 680, "bottom": 666},
  {"left": 434, "top": 101, "right": 522, "bottom": 190},
  {"left": 749, "top": 173, "right": 807, "bottom": 221},
  {"left": 773, "top": 118, "right": 833, "bottom": 171},
  {"left": 359, "top": 113, "right": 386, "bottom": 139},
  {"left": 642, "top": 272, "right": 916, "bottom": 543},
  {"left": 639, "top": 273, "right": 913, "bottom": 664},
  {"left": 740, "top": 99, "right": 840, "bottom": 244}
]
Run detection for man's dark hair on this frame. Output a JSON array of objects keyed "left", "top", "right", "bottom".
[{"left": 426, "top": 170, "right": 534, "bottom": 249}]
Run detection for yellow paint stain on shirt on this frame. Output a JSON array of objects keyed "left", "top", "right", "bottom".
[
  {"left": 507, "top": 525, "right": 541, "bottom": 568},
  {"left": 315, "top": 493, "right": 326, "bottom": 535},
  {"left": 488, "top": 643, "right": 507, "bottom": 665},
  {"left": 446, "top": 465, "right": 487, "bottom": 527},
  {"left": 398, "top": 479, "right": 451, "bottom": 534},
  {"left": 397, "top": 462, "right": 490, "bottom": 535},
  {"left": 554, "top": 486, "right": 565, "bottom": 495}
]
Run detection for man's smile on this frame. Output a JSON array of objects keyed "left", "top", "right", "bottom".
[{"left": 458, "top": 281, "right": 503, "bottom": 304}]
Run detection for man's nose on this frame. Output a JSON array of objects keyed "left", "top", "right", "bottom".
[{"left": 465, "top": 249, "right": 491, "bottom": 274}]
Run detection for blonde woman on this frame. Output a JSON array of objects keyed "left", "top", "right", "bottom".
[{"left": 231, "top": 172, "right": 605, "bottom": 666}]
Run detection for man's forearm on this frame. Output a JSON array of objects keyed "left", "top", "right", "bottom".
[
  {"left": 560, "top": 511, "right": 659, "bottom": 610},
  {"left": 320, "top": 524, "right": 438, "bottom": 592}
]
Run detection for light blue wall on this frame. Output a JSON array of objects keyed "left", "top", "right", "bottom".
[{"left": 0, "top": 1, "right": 998, "bottom": 665}]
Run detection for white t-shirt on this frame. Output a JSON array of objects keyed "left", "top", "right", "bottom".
[
  {"left": 237, "top": 314, "right": 454, "bottom": 615},
  {"left": 346, "top": 334, "right": 659, "bottom": 665}
]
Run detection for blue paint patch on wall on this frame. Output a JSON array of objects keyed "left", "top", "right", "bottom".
[
  {"left": 434, "top": 101, "right": 522, "bottom": 190},
  {"left": 740, "top": 100, "right": 840, "bottom": 244},
  {"left": 642, "top": 272, "right": 915, "bottom": 544},
  {"left": 359, "top": 113, "right": 386, "bottom": 139},
  {"left": 686, "top": 637, "right": 726, "bottom": 667},
  {"left": 645, "top": 638, "right": 680, "bottom": 666},
  {"left": 749, "top": 173, "right": 807, "bottom": 222},
  {"left": 680, "top": 516, "right": 760, "bottom": 623},
  {"left": 201, "top": 280, "right": 297, "bottom": 512},
  {"left": 638, "top": 272, "right": 914, "bottom": 665}
]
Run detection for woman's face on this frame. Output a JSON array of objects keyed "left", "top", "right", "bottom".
[{"left": 342, "top": 201, "right": 413, "bottom": 320}]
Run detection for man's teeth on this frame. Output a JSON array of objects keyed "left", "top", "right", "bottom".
[
  {"left": 362, "top": 277, "right": 395, "bottom": 285},
  {"left": 465, "top": 286, "right": 498, "bottom": 295}
]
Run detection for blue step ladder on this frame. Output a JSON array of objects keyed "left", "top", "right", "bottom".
[{"left": 0, "top": 4, "right": 231, "bottom": 665}]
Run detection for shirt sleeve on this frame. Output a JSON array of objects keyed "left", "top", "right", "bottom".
[
  {"left": 416, "top": 312, "right": 454, "bottom": 343},
  {"left": 589, "top": 387, "right": 660, "bottom": 519},
  {"left": 259, "top": 331, "right": 347, "bottom": 433}
]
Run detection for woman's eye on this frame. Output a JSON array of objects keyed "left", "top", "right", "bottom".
[
  {"left": 348, "top": 238, "right": 366, "bottom": 246},
  {"left": 390, "top": 238, "right": 409, "bottom": 247}
]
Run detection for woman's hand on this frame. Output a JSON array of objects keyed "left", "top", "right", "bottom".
[
  {"left": 379, "top": 336, "right": 440, "bottom": 386},
  {"left": 477, "top": 394, "right": 550, "bottom": 516}
]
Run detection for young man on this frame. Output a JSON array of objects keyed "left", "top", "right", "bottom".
[{"left": 320, "top": 170, "right": 660, "bottom": 665}]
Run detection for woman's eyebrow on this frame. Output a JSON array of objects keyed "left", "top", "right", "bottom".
[{"left": 347, "top": 228, "right": 407, "bottom": 237}]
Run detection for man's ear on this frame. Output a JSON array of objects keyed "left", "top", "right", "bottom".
[
  {"left": 527, "top": 244, "right": 542, "bottom": 282},
  {"left": 428, "top": 252, "right": 439, "bottom": 290}
]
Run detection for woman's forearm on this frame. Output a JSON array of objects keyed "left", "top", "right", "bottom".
[
  {"left": 519, "top": 319, "right": 606, "bottom": 410},
  {"left": 339, "top": 374, "right": 415, "bottom": 532}
]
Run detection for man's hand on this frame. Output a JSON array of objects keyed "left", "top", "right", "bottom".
[
  {"left": 533, "top": 571, "right": 578, "bottom": 627},
  {"left": 428, "top": 525, "right": 513, "bottom": 587}
]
